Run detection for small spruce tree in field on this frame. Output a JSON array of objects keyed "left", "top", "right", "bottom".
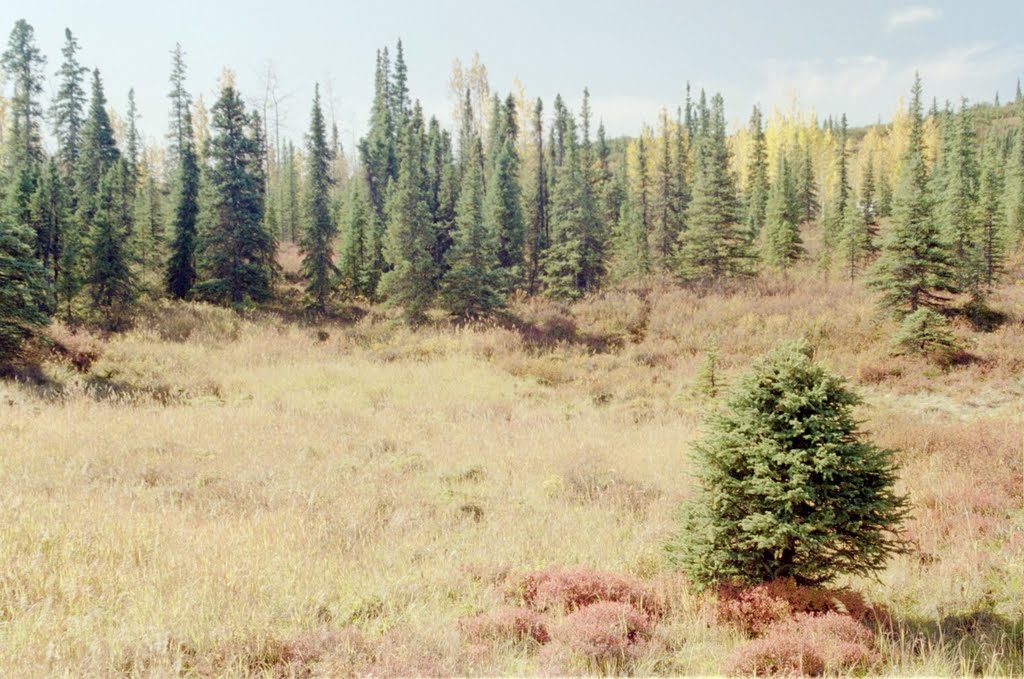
[
  {"left": 891, "top": 308, "right": 959, "bottom": 361},
  {"left": 694, "top": 338, "right": 722, "bottom": 399},
  {"left": 669, "top": 341, "right": 910, "bottom": 587}
]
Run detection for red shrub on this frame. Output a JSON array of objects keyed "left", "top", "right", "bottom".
[
  {"left": 460, "top": 606, "right": 550, "bottom": 644},
  {"left": 727, "top": 612, "right": 881, "bottom": 676},
  {"left": 717, "top": 579, "right": 885, "bottom": 636},
  {"left": 552, "top": 601, "right": 654, "bottom": 664},
  {"left": 507, "top": 567, "right": 663, "bottom": 617}
]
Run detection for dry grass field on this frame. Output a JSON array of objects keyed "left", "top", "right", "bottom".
[{"left": 1, "top": 262, "right": 1022, "bottom": 676}]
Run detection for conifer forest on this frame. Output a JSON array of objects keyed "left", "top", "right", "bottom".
[{"left": 0, "top": 10, "right": 1022, "bottom": 677}]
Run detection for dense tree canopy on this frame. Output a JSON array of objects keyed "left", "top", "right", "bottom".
[{"left": 0, "top": 19, "right": 1021, "bottom": 350}]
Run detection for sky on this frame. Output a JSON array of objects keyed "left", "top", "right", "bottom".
[{"left": 7, "top": 0, "right": 1024, "bottom": 152}]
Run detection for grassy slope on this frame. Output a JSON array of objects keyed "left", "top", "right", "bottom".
[{"left": 1, "top": 258, "right": 1022, "bottom": 676}]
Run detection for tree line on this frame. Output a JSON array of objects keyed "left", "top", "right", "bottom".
[{"left": 2, "top": 19, "right": 1023, "bottom": 359}]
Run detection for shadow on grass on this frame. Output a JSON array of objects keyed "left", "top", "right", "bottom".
[{"left": 882, "top": 610, "right": 1024, "bottom": 676}]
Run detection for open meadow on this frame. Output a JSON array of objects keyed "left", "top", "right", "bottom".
[{"left": 1, "top": 257, "right": 1022, "bottom": 676}]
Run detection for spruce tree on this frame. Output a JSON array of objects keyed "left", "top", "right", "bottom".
[
  {"left": 299, "top": 85, "right": 338, "bottom": 312},
  {"left": 380, "top": 104, "right": 437, "bottom": 323},
  {"left": 51, "top": 28, "right": 88, "bottom": 178},
  {"left": 196, "top": 82, "right": 274, "bottom": 304},
  {"left": 861, "top": 153, "right": 878, "bottom": 232},
  {"left": 522, "top": 98, "right": 547, "bottom": 295},
  {"left": 651, "top": 107, "right": 681, "bottom": 267},
  {"left": 75, "top": 70, "right": 121, "bottom": 216},
  {"left": 125, "top": 88, "right": 141, "bottom": 186},
  {"left": 541, "top": 114, "right": 585, "bottom": 300},
  {"left": 86, "top": 161, "right": 136, "bottom": 329},
  {"left": 167, "top": 43, "right": 192, "bottom": 164},
  {"left": 577, "top": 88, "right": 605, "bottom": 290},
  {"left": 0, "top": 211, "right": 48, "bottom": 361},
  {"left": 761, "top": 155, "right": 803, "bottom": 268},
  {"left": 840, "top": 194, "right": 871, "bottom": 280},
  {"left": 1008, "top": 97, "right": 1024, "bottom": 245},
  {"left": 869, "top": 75, "right": 955, "bottom": 316},
  {"left": 793, "top": 139, "right": 818, "bottom": 224},
  {"left": 133, "top": 159, "right": 164, "bottom": 280},
  {"left": 166, "top": 108, "right": 200, "bottom": 299},
  {"left": 28, "top": 160, "right": 67, "bottom": 300},
  {"left": 676, "top": 93, "right": 750, "bottom": 281},
  {"left": 743, "top": 104, "right": 769, "bottom": 239},
  {"left": 822, "top": 114, "right": 850, "bottom": 254},
  {"left": 425, "top": 118, "right": 457, "bottom": 283},
  {"left": 671, "top": 106, "right": 690, "bottom": 234},
  {"left": 1, "top": 19, "right": 46, "bottom": 169},
  {"left": 669, "top": 341, "right": 909, "bottom": 587},
  {"left": 975, "top": 134, "right": 1005, "bottom": 292},
  {"left": 941, "top": 99, "right": 980, "bottom": 292},
  {"left": 339, "top": 179, "right": 373, "bottom": 298},
  {"left": 877, "top": 169, "right": 894, "bottom": 219},
  {"left": 610, "top": 192, "right": 649, "bottom": 281},
  {"left": 483, "top": 95, "right": 525, "bottom": 289},
  {"left": 359, "top": 48, "right": 397, "bottom": 245},
  {"left": 441, "top": 137, "right": 504, "bottom": 318}
]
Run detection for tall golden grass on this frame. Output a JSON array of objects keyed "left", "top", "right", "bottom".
[{"left": 0, "top": 267, "right": 1021, "bottom": 676}]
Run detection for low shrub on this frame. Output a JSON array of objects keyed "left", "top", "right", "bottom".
[
  {"left": 717, "top": 578, "right": 884, "bottom": 636},
  {"left": 507, "top": 567, "right": 663, "bottom": 616},
  {"left": 551, "top": 601, "right": 655, "bottom": 671},
  {"left": 460, "top": 606, "right": 550, "bottom": 644},
  {"left": 727, "top": 612, "right": 881, "bottom": 676}
]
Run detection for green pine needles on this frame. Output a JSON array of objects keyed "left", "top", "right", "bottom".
[{"left": 669, "top": 340, "right": 910, "bottom": 587}]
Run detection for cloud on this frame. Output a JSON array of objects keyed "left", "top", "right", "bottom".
[
  {"left": 750, "top": 41, "right": 1024, "bottom": 125},
  {"left": 886, "top": 6, "right": 944, "bottom": 31}
]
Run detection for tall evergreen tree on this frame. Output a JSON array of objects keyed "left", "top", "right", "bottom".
[
  {"left": 976, "top": 133, "right": 1005, "bottom": 292},
  {"left": 1, "top": 19, "right": 46, "bottom": 169},
  {"left": 761, "top": 155, "right": 803, "bottom": 268},
  {"left": 300, "top": 84, "right": 338, "bottom": 312},
  {"left": 133, "top": 158, "right": 164, "bottom": 279},
  {"left": 743, "top": 104, "right": 769, "bottom": 239},
  {"left": 167, "top": 43, "right": 192, "bottom": 164},
  {"left": 1008, "top": 96, "right": 1024, "bottom": 245},
  {"left": 869, "top": 75, "right": 955, "bottom": 316},
  {"left": 610, "top": 189, "right": 649, "bottom": 280},
  {"left": 877, "top": 169, "right": 893, "bottom": 219},
  {"left": 941, "top": 99, "right": 981, "bottom": 293},
  {"left": 577, "top": 88, "right": 604, "bottom": 290},
  {"left": 822, "top": 114, "right": 850, "bottom": 253},
  {"left": 339, "top": 179, "right": 373, "bottom": 298},
  {"left": 522, "top": 98, "right": 547, "bottom": 295},
  {"left": 51, "top": 28, "right": 88, "bottom": 179},
  {"left": 676, "top": 93, "right": 750, "bottom": 281},
  {"left": 793, "top": 139, "right": 818, "bottom": 223},
  {"left": 28, "top": 160, "right": 67, "bottom": 300},
  {"left": 442, "top": 137, "right": 504, "bottom": 318},
  {"left": 380, "top": 104, "right": 436, "bottom": 323},
  {"left": 196, "top": 82, "right": 274, "bottom": 304},
  {"left": 840, "top": 193, "right": 871, "bottom": 280},
  {"left": 390, "top": 40, "right": 410, "bottom": 129},
  {"left": 125, "top": 88, "right": 140, "bottom": 185},
  {"left": 86, "top": 160, "right": 136, "bottom": 328},
  {"left": 166, "top": 108, "right": 200, "bottom": 299},
  {"left": 0, "top": 211, "right": 48, "bottom": 361},
  {"left": 483, "top": 94, "right": 525, "bottom": 289},
  {"left": 75, "top": 70, "right": 121, "bottom": 216},
  {"left": 425, "top": 118, "right": 458, "bottom": 283},
  {"left": 541, "top": 114, "right": 585, "bottom": 299}
]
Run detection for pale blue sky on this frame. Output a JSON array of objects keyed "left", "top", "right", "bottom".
[{"left": 8, "top": 1, "right": 1024, "bottom": 151}]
